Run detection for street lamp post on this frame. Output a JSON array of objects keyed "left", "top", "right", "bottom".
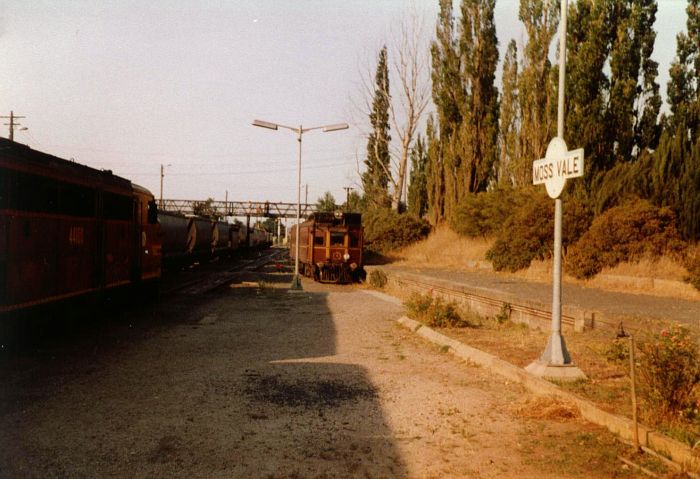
[
  {"left": 252, "top": 119, "right": 348, "bottom": 290},
  {"left": 159, "top": 163, "right": 172, "bottom": 210}
]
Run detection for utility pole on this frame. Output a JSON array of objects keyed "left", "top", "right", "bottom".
[
  {"left": 160, "top": 164, "right": 165, "bottom": 209},
  {"left": 343, "top": 186, "right": 353, "bottom": 211},
  {"left": 1, "top": 111, "right": 26, "bottom": 141}
]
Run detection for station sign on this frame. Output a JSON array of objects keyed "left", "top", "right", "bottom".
[{"left": 532, "top": 137, "right": 584, "bottom": 198}]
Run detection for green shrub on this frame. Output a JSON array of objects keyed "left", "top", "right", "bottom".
[
  {"left": 480, "top": 188, "right": 593, "bottom": 272},
  {"left": 450, "top": 188, "right": 515, "bottom": 238},
  {"left": 404, "top": 292, "right": 469, "bottom": 328},
  {"left": 485, "top": 190, "right": 553, "bottom": 271},
  {"left": 363, "top": 208, "right": 431, "bottom": 253},
  {"left": 566, "top": 200, "right": 685, "bottom": 279},
  {"left": 638, "top": 325, "right": 700, "bottom": 419},
  {"left": 368, "top": 269, "right": 388, "bottom": 289}
]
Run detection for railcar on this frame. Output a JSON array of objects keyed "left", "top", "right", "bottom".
[
  {"left": 289, "top": 212, "right": 364, "bottom": 284},
  {"left": 0, "top": 138, "right": 161, "bottom": 316},
  {"left": 159, "top": 212, "right": 218, "bottom": 265}
]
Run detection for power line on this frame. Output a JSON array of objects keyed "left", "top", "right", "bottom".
[{"left": 0, "top": 111, "right": 26, "bottom": 141}]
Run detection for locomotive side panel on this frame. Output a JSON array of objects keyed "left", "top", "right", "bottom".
[{"left": 0, "top": 138, "right": 162, "bottom": 314}]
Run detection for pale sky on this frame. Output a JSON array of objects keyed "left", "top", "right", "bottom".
[{"left": 0, "top": 0, "right": 687, "bottom": 206}]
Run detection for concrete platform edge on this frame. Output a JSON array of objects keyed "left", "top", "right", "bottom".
[{"left": 395, "top": 315, "right": 699, "bottom": 472}]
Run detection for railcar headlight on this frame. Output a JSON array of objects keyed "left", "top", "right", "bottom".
[{"left": 343, "top": 253, "right": 350, "bottom": 261}]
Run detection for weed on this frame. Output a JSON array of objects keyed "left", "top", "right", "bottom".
[
  {"left": 495, "top": 303, "right": 512, "bottom": 324},
  {"left": 368, "top": 269, "right": 388, "bottom": 289},
  {"left": 604, "top": 338, "right": 630, "bottom": 363},
  {"left": 404, "top": 292, "right": 471, "bottom": 328}
]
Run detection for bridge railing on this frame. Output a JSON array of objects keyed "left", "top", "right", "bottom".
[{"left": 158, "top": 199, "right": 318, "bottom": 219}]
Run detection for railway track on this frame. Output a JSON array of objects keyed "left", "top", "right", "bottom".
[{"left": 160, "top": 248, "right": 287, "bottom": 296}]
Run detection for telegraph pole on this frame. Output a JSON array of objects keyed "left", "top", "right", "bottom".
[{"left": 1, "top": 111, "right": 26, "bottom": 141}]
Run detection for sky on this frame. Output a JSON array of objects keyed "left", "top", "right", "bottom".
[{"left": 0, "top": 0, "right": 688, "bottom": 207}]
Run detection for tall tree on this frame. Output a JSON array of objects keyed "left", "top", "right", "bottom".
[
  {"left": 429, "top": 0, "right": 464, "bottom": 222},
  {"left": 425, "top": 115, "right": 445, "bottom": 224},
  {"left": 458, "top": 0, "right": 500, "bottom": 194},
  {"left": 408, "top": 134, "right": 429, "bottom": 218},
  {"left": 667, "top": 0, "right": 699, "bottom": 134},
  {"left": 427, "top": 0, "right": 499, "bottom": 222},
  {"left": 499, "top": 40, "right": 520, "bottom": 186},
  {"left": 607, "top": 0, "right": 661, "bottom": 164},
  {"left": 518, "top": 0, "right": 559, "bottom": 168},
  {"left": 566, "top": 0, "right": 612, "bottom": 190},
  {"left": 361, "top": 46, "right": 392, "bottom": 209}
]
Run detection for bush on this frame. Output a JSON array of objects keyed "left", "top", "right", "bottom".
[
  {"left": 450, "top": 188, "right": 515, "bottom": 238},
  {"left": 485, "top": 190, "right": 554, "bottom": 271},
  {"left": 566, "top": 200, "right": 685, "bottom": 279},
  {"left": 368, "top": 269, "right": 388, "bottom": 289},
  {"left": 480, "top": 188, "right": 593, "bottom": 272},
  {"left": 363, "top": 208, "right": 431, "bottom": 253},
  {"left": 404, "top": 292, "right": 469, "bottom": 328},
  {"left": 638, "top": 325, "right": 700, "bottom": 419}
]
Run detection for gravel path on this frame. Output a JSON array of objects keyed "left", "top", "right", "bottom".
[{"left": 0, "top": 269, "right": 638, "bottom": 478}]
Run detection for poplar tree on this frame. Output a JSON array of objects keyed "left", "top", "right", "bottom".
[
  {"left": 607, "top": 0, "right": 661, "bottom": 164},
  {"left": 408, "top": 134, "right": 428, "bottom": 218},
  {"left": 425, "top": 115, "right": 445, "bottom": 224},
  {"left": 427, "top": 0, "right": 499, "bottom": 222},
  {"left": 361, "top": 46, "right": 392, "bottom": 209},
  {"left": 518, "top": 0, "right": 559, "bottom": 167},
  {"left": 430, "top": 0, "right": 464, "bottom": 222},
  {"left": 565, "top": 0, "right": 612, "bottom": 188},
  {"left": 499, "top": 40, "right": 520, "bottom": 186},
  {"left": 458, "top": 0, "right": 500, "bottom": 194},
  {"left": 667, "top": 0, "right": 699, "bottom": 134}
]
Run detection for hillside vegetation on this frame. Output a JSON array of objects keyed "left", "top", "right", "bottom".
[{"left": 390, "top": 221, "right": 700, "bottom": 301}]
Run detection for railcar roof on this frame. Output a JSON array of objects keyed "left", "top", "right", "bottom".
[
  {"left": 305, "top": 212, "right": 362, "bottom": 226},
  {"left": 0, "top": 137, "right": 133, "bottom": 191}
]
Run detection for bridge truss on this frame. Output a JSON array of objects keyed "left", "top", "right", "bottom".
[{"left": 159, "top": 199, "right": 318, "bottom": 219}]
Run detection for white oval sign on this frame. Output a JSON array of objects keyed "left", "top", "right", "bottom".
[{"left": 532, "top": 138, "right": 584, "bottom": 199}]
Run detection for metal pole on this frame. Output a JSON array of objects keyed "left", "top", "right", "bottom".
[
  {"left": 159, "top": 164, "right": 164, "bottom": 209},
  {"left": 549, "top": 0, "right": 567, "bottom": 363},
  {"left": 629, "top": 335, "right": 640, "bottom": 451},
  {"left": 557, "top": 0, "right": 567, "bottom": 140},
  {"left": 291, "top": 127, "right": 303, "bottom": 290},
  {"left": 9, "top": 111, "right": 14, "bottom": 141}
]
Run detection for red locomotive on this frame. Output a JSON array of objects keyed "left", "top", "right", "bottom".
[
  {"left": 0, "top": 138, "right": 162, "bottom": 316},
  {"left": 289, "top": 212, "right": 364, "bottom": 283}
]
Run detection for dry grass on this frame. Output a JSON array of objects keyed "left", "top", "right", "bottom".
[
  {"left": 509, "top": 396, "right": 580, "bottom": 421},
  {"left": 389, "top": 226, "right": 700, "bottom": 301},
  {"left": 390, "top": 225, "right": 491, "bottom": 268}
]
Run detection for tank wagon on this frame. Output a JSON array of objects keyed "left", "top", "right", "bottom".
[
  {"left": 0, "top": 138, "right": 162, "bottom": 316},
  {"left": 159, "top": 212, "right": 270, "bottom": 266},
  {"left": 289, "top": 212, "right": 364, "bottom": 284}
]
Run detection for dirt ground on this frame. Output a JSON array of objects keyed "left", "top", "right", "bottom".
[{"left": 0, "top": 261, "right": 647, "bottom": 478}]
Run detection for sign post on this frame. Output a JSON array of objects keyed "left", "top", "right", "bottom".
[{"left": 525, "top": 0, "right": 586, "bottom": 382}]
